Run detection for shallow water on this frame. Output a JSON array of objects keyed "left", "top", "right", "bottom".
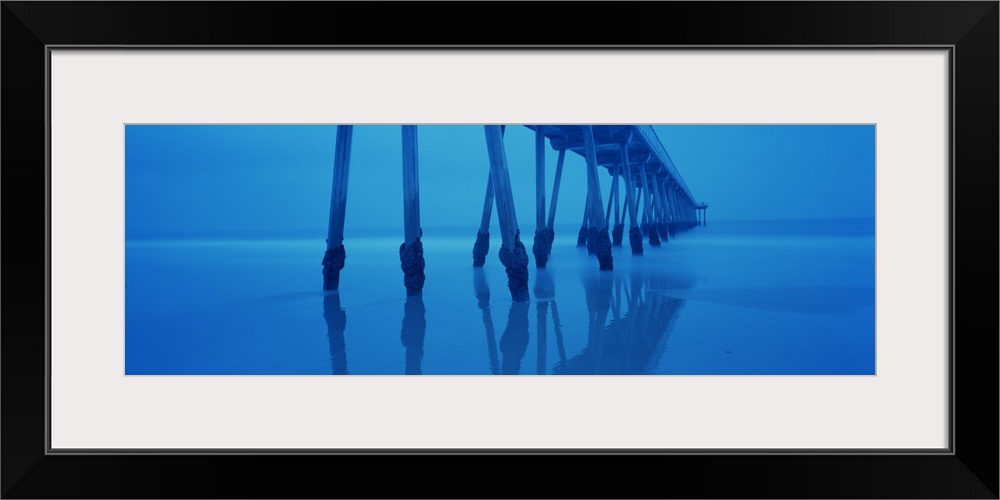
[{"left": 124, "top": 219, "right": 875, "bottom": 375}]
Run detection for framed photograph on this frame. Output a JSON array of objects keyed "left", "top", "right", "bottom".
[{"left": 3, "top": 2, "right": 996, "bottom": 498}]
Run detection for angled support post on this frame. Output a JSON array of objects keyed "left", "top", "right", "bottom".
[
  {"left": 472, "top": 176, "right": 493, "bottom": 267},
  {"left": 639, "top": 163, "right": 660, "bottom": 246},
  {"left": 473, "top": 126, "right": 507, "bottom": 267},
  {"left": 619, "top": 143, "right": 642, "bottom": 255},
  {"left": 668, "top": 181, "right": 680, "bottom": 235},
  {"left": 546, "top": 148, "right": 567, "bottom": 232},
  {"left": 611, "top": 163, "right": 624, "bottom": 246},
  {"left": 668, "top": 183, "right": 678, "bottom": 232},
  {"left": 604, "top": 173, "right": 615, "bottom": 229},
  {"left": 581, "top": 125, "right": 613, "bottom": 270},
  {"left": 652, "top": 174, "right": 668, "bottom": 243},
  {"left": 484, "top": 125, "right": 529, "bottom": 302}
]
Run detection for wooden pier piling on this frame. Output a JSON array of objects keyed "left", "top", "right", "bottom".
[
  {"left": 620, "top": 143, "right": 643, "bottom": 255},
  {"left": 653, "top": 176, "right": 669, "bottom": 242},
  {"left": 582, "top": 126, "right": 613, "bottom": 270},
  {"left": 611, "top": 164, "right": 624, "bottom": 246},
  {"left": 323, "top": 125, "right": 353, "bottom": 290},
  {"left": 668, "top": 181, "right": 680, "bottom": 235},
  {"left": 399, "top": 126, "right": 425, "bottom": 296},
  {"left": 546, "top": 149, "right": 566, "bottom": 233},
  {"left": 473, "top": 126, "right": 506, "bottom": 268},
  {"left": 639, "top": 164, "right": 660, "bottom": 246},
  {"left": 484, "top": 125, "right": 529, "bottom": 302},
  {"left": 532, "top": 128, "right": 554, "bottom": 268},
  {"left": 324, "top": 124, "right": 705, "bottom": 300},
  {"left": 663, "top": 181, "right": 674, "bottom": 235},
  {"left": 473, "top": 175, "right": 493, "bottom": 267}
]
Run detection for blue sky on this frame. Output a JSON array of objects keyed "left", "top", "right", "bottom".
[{"left": 124, "top": 124, "right": 875, "bottom": 238}]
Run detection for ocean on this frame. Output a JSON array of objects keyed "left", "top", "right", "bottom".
[{"left": 124, "top": 219, "right": 876, "bottom": 375}]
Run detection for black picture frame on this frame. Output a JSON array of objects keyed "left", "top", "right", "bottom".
[{"left": 3, "top": 2, "right": 996, "bottom": 498}]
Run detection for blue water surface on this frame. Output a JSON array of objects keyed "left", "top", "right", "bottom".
[{"left": 124, "top": 219, "right": 876, "bottom": 375}]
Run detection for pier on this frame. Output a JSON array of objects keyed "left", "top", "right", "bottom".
[{"left": 322, "top": 125, "right": 706, "bottom": 302}]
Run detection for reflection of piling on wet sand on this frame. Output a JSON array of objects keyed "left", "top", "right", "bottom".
[
  {"left": 474, "top": 268, "right": 500, "bottom": 375},
  {"left": 401, "top": 295, "right": 426, "bottom": 375},
  {"left": 473, "top": 215, "right": 529, "bottom": 375},
  {"left": 532, "top": 269, "right": 562, "bottom": 375},
  {"left": 500, "top": 302, "right": 529, "bottom": 375},
  {"left": 322, "top": 292, "right": 348, "bottom": 375},
  {"left": 554, "top": 272, "right": 688, "bottom": 375},
  {"left": 536, "top": 301, "right": 548, "bottom": 375},
  {"left": 470, "top": 261, "right": 692, "bottom": 375}
]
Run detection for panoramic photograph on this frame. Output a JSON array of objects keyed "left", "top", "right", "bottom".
[{"left": 124, "top": 124, "right": 875, "bottom": 375}]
